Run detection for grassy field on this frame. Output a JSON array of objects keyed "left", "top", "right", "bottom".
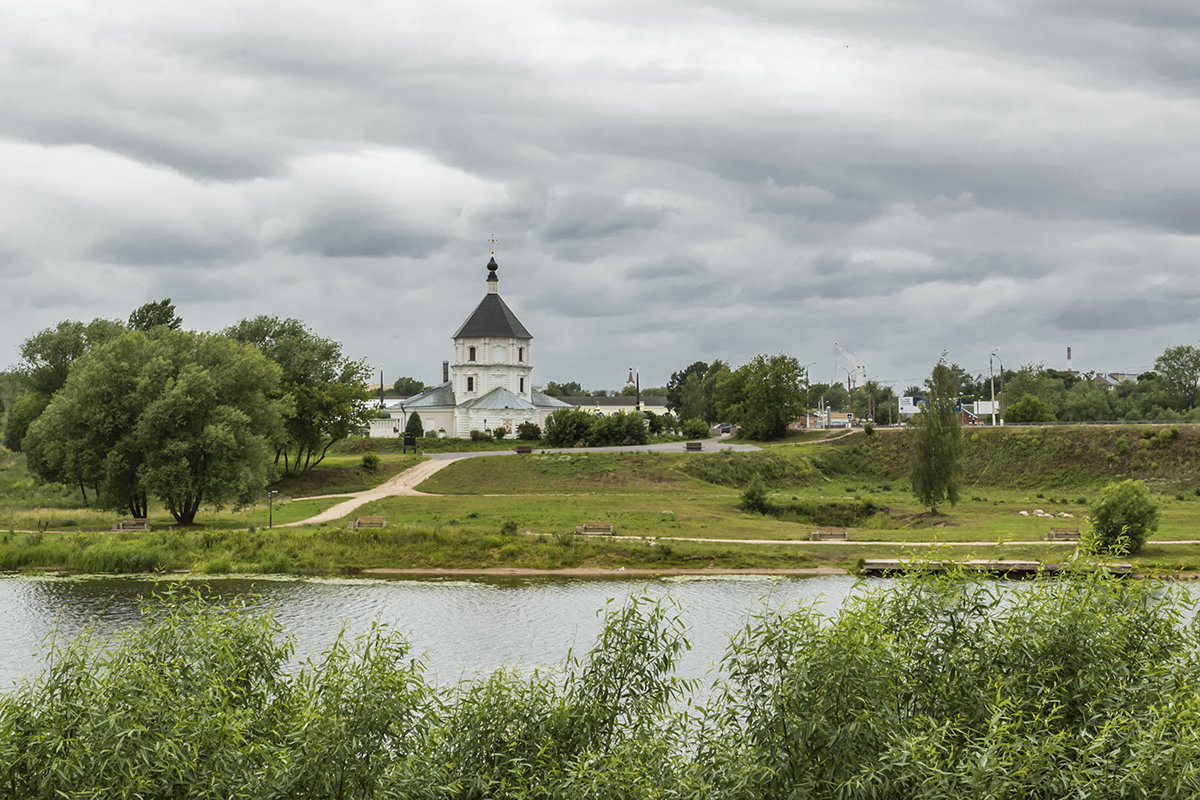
[{"left": 2, "top": 424, "right": 1199, "bottom": 575}]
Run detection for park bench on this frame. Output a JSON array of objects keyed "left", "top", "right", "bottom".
[
  {"left": 353, "top": 516, "right": 387, "bottom": 529},
  {"left": 112, "top": 518, "right": 149, "bottom": 532},
  {"left": 575, "top": 521, "right": 615, "bottom": 535},
  {"left": 1045, "top": 526, "right": 1080, "bottom": 541},
  {"left": 515, "top": 445, "right": 534, "bottom": 454},
  {"left": 685, "top": 441, "right": 703, "bottom": 452},
  {"left": 810, "top": 527, "right": 849, "bottom": 541}
]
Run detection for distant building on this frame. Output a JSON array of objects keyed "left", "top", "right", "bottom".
[
  {"left": 371, "top": 254, "right": 569, "bottom": 437},
  {"left": 558, "top": 396, "right": 670, "bottom": 417}
]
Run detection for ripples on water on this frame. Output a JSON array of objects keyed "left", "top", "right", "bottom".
[{"left": 0, "top": 574, "right": 873, "bottom": 690}]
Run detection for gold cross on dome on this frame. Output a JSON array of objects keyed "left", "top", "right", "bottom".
[{"left": 488, "top": 234, "right": 498, "bottom": 256}]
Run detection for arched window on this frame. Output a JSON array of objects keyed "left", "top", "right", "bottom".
[
  {"left": 518, "top": 347, "right": 524, "bottom": 363},
  {"left": 468, "top": 346, "right": 476, "bottom": 362}
]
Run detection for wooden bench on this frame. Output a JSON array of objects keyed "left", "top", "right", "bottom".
[
  {"left": 1045, "top": 526, "right": 1080, "bottom": 541},
  {"left": 685, "top": 441, "right": 703, "bottom": 452},
  {"left": 515, "top": 445, "right": 534, "bottom": 454},
  {"left": 811, "top": 528, "right": 849, "bottom": 541},
  {"left": 353, "top": 516, "right": 387, "bottom": 529},
  {"left": 112, "top": 518, "right": 149, "bottom": 532},
  {"left": 575, "top": 521, "right": 615, "bottom": 535}
]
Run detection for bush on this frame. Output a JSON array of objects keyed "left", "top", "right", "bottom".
[
  {"left": 469, "top": 429, "right": 493, "bottom": 442},
  {"left": 681, "top": 418, "right": 709, "bottom": 438},
  {"left": 492, "top": 426, "right": 509, "bottom": 439},
  {"left": 1088, "top": 478, "right": 1159, "bottom": 554},
  {"left": 543, "top": 408, "right": 595, "bottom": 447},
  {"left": 516, "top": 421, "right": 541, "bottom": 440},
  {"left": 740, "top": 474, "right": 769, "bottom": 514},
  {"left": 361, "top": 452, "right": 380, "bottom": 473}
]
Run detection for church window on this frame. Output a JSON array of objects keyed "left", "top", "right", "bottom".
[
  {"left": 467, "top": 376, "right": 474, "bottom": 391},
  {"left": 468, "top": 346, "right": 476, "bottom": 362},
  {"left": 518, "top": 347, "right": 524, "bottom": 362},
  {"left": 520, "top": 377, "right": 525, "bottom": 392}
]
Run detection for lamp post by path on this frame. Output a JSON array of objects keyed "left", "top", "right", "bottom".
[{"left": 267, "top": 490, "right": 279, "bottom": 529}]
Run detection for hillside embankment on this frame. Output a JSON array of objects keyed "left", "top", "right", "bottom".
[{"left": 683, "top": 424, "right": 1200, "bottom": 491}]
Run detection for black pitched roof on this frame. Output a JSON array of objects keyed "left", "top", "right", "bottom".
[{"left": 452, "top": 293, "right": 532, "bottom": 339}]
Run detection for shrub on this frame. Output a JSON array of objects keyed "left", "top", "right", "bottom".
[
  {"left": 681, "top": 418, "right": 709, "bottom": 438},
  {"left": 740, "top": 475, "right": 769, "bottom": 514},
  {"left": 516, "top": 421, "right": 541, "bottom": 440},
  {"left": 469, "top": 429, "right": 493, "bottom": 442},
  {"left": 543, "top": 408, "right": 594, "bottom": 447},
  {"left": 1088, "top": 478, "right": 1159, "bottom": 554},
  {"left": 405, "top": 411, "right": 424, "bottom": 438},
  {"left": 863, "top": 420, "right": 876, "bottom": 436},
  {"left": 492, "top": 426, "right": 509, "bottom": 439},
  {"left": 361, "top": 452, "right": 380, "bottom": 473}
]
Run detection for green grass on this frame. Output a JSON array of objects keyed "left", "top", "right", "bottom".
[{"left": 5, "top": 425, "right": 1200, "bottom": 576}]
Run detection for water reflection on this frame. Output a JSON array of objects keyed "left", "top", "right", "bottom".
[{"left": 0, "top": 574, "right": 867, "bottom": 691}]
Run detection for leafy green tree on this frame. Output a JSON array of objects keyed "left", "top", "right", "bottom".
[
  {"left": 812, "top": 381, "right": 851, "bottom": 412},
  {"left": 909, "top": 358, "right": 963, "bottom": 512},
  {"left": 1088, "top": 479, "right": 1159, "bottom": 554},
  {"left": 516, "top": 420, "right": 541, "bottom": 440},
  {"left": 24, "top": 329, "right": 285, "bottom": 523},
  {"left": 543, "top": 407, "right": 596, "bottom": 446},
  {"left": 16, "top": 318, "right": 125, "bottom": 398},
  {"left": 1154, "top": 344, "right": 1200, "bottom": 411},
  {"left": 225, "top": 316, "right": 371, "bottom": 475},
  {"left": 392, "top": 376, "right": 426, "bottom": 396},
  {"left": 542, "top": 380, "right": 584, "bottom": 398},
  {"left": 404, "top": 411, "right": 424, "bottom": 437},
  {"left": 127, "top": 298, "right": 182, "bottom": 331},
  {"left": 715, "top": 354, "right": 806, "bottom": 440},
  {"left": 1002, "top": 363, "right": 1066, "bottom": 419},
  {"left": 666, "top": 361, "right": 708, "bottom": 412},
  {"left": 1005, "top": 393, "right": 1057, "bottom": 423},
  {"left": 2, "top": 391, "right": 49, "bottom": 452},
  {"left": 1059, "top": 380, "right": 1113, "bottom": 421}
]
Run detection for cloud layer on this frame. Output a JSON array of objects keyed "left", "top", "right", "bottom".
[{"left": 3, "top": 0, "right": 1199, "bottom": 391}]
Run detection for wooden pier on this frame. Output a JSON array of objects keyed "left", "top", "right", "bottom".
[{"left": 860, "top": 559, "right": 1132, "bottom": 578}]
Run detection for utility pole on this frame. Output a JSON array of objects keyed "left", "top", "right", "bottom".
[{"left": 989, "top": 350, "right": 997, "bottom": 426}]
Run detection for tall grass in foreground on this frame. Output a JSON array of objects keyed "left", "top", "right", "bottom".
[{"left": 4, "top": 568, "right": 1200, "bottom": 798}]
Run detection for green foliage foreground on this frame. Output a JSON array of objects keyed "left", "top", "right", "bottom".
[{"left": 6, "top": 570, "right": 1200, "bottom": 799}]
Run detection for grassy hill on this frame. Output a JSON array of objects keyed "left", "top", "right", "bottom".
[{"left": 679, "top": 425, "right": 1200, "bottom": 492}]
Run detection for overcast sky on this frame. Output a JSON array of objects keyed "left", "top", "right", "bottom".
[{"left": 3, "top": 0, "right": 1199, "bottom": 393}]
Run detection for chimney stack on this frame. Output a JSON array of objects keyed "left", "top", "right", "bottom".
[
  {"left": 442, "top": 360, "right": 449, "bottom": 383},
  {"left": 1067, "top": 347, "right": 1073, "bottom": 373}
]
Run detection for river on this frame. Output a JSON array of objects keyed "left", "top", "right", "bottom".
[{"left": 0, "top": 573, "right": 869, "bottom": 690}]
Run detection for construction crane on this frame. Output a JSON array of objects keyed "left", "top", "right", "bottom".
[{"left": 833, "top": 342, "right": 867, "bottom": 389}]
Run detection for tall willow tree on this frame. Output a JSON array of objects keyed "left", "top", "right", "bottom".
[
  {"left": 23, "top": 329, "right": 284, "bottom": 523},
  {"left": 225, "top": 316, "right": 371, "bottom": 475},
  {"left": 909, "top": 357, "right": 963, "bottom": 513}
]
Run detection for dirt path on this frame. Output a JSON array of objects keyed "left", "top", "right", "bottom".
[
  {"left": 285, "top": 436, "right": 760, "bottom": 527},
  {"left": 281, "top": 456, "right": 466, "bottom": 526}
]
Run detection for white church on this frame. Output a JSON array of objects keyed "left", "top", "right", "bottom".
[{"left": 380, "top": 253, "right": 570, "bottom": 437}]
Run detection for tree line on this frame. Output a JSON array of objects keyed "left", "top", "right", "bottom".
[{"left": 1, "top": 300, "right": 370, "bottom": 524}]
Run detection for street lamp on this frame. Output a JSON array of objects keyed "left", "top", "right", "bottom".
[
  {"left": 627, "top": 366, "right": 641, "bottom": 411},
  {"left": 267, "top": 490, "right": 279, "bottom": 529}
]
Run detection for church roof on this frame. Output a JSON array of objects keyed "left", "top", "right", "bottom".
[
  {"left": 531, "top": 390, "right": 571, "bottom": 409},
  {"left": 453, "top": 293, "right": 532, "bottom": 340},
  {"left": 395, "top": 382, "right": 454, "bottom": 409},
  {"left": 462, "top": 387, "right": 537, "bottom": 411}
]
